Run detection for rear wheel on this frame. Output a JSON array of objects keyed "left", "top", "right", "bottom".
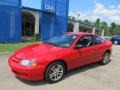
[
  {"left": 45, "top": 61, "right": 65, "bottom": 83},
  {"left": 100, "top": 52, "right": 111, "bottom": 65},
  {"left": 114, "top": 41, "right": 118, "bottom": 45}
]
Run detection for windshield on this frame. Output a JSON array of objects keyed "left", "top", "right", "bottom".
[{"left": 43, "top": 34, "right": 78, "bottom": 48}]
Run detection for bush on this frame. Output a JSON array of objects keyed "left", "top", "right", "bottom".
[
  {"left": 34, "top": 33, "right": 40, "bottom": 41},
  {"left": 22, "top": 39, "right": 35, "bottom": 43}
]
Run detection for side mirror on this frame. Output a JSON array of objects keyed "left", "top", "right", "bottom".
[{"left": 74, "top": 44, "right": 83, "bottom": 49}]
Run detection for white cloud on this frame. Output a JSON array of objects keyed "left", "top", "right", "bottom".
[
  {"left": 109, "top": 5, "right": 116, "bottom": 9},
  {"left": 93, "top": 3, "right": 120, "bottom": 16},
  {"left": 69, "top": 2, "right": 120, "bottom": 24},
  {"left": 93, "top": 3, "right": 120, "bottom": 24},
  {"left": 118, "top": 5, "right": 120, "bottom": 9},
  {"left": 109, "top": 16, "right": 120, "bottom": 23},
  {"left": 88, "top": 15, "right": 100, "bottom": 22},
  {"left": 69, "top": 11, "right": 99, "bottom": 22},
  {"left": 69, "top": 11, "right": 88, "bottom": 20}
]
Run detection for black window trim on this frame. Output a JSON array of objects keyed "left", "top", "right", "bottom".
[
  {"left": 93, "top": 36, "right": 105, "bottom": 45},
  {"left": 75, "top": 35, "right": 94, "bottom": 48}
]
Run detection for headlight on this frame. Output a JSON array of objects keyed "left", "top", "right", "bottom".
[{"left": 20, "top": 59, "right": 37, "bottom": 67}]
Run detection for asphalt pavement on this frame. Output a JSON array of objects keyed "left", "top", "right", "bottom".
[{"left": 0, "top": 45, "right": 120, "bottom": 90}]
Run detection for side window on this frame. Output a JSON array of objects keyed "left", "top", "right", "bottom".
[
  {"left": 94, "top": 36, "right": 104, "bottom": 45},
  {"left": 76, "top": 36, "right": 93, "bottom": 47}
]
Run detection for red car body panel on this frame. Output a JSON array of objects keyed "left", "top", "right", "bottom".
[{"left": 8, "top": 32, "right": 112, "bottom": 80}]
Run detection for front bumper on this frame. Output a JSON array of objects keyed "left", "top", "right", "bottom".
[{"left": 8, "top": 59, "right": 45, "bottom": 81}]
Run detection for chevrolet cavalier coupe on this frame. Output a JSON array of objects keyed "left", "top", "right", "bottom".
[{"left": 8, "top": 32, "right": 112, "bottom": 83}]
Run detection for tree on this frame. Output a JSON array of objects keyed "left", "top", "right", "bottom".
[
  {"left": 71, "top": 16, "right": 76, "bottom": 22},
  {"left": 68, "top": 16, "right": 72, "bottom": 20},
  {"left": 100, "top": 22, "right": 107, "bottom": 29},
  {"left": 68, "top": 15, "right": 120, "bottom": 36},
  {"left": 83, "top": 19, "right": 91, "bottom": 25},
  {"left": 100, "top": 22, "right": 110, "bottom": 36},
  {"left": 95, "top": 18, "right": 100, "bottom": 29},
  {"left": 110, "top": 22, "right": 117, "bottom": 35},
  {"left": 115, "top": 24, "right": 120, "bottom": 35}
]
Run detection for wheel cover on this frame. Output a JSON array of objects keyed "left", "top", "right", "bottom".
[
  {"left": 103, "top": 53, "right": 110, "bottom": 64},
  {"left": 114, "top": 41, "right": 118, "bottom": 45},
  {"left": 49, "top": 64, "right": 64, "bottom": 81}
]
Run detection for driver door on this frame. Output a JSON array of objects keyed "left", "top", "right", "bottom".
[{"left": 72, "top": 35, "right": 98, "bottom": 67}]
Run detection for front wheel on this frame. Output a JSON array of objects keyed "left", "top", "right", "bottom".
[
  {"left": 45, "top": 61, "right": 65, "bottom": 83},
  {"left": 100, "top": 52, "right": 111, "bottom": 65}
]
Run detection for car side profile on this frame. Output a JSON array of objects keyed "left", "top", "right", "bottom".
[{"left": 8, "top": 32, "right": 112, "bottom": 83}]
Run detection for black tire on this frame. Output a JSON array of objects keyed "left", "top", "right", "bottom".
[
  {"left": 100, "top": 52, "right": 111, "bottom": 65},
  {"left": 45, "top": 61, "right": 65, "bottom": 83},
  {"left": 114, "top": 41, "right": 118, "bottom": 45}
]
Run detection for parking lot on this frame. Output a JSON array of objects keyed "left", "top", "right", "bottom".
[{"left": 0, "top": 45, "right": 120, "bottom": 90}]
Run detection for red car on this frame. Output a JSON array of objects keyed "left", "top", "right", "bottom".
[{"left": 8, "top": 32, "right": 112, "bottom": 83}]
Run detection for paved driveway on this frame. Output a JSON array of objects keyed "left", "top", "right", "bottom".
[{"left": 0, "top": 45, "right": 120, "bottom": 90}]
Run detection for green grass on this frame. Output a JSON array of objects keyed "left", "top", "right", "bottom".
[{"left": 0, "top": 42, "right": 38, "bottom": 53}]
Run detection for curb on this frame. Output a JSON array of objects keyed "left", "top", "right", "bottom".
[{"left": 0, "top": 52, "right": 11, "bottom": 55}]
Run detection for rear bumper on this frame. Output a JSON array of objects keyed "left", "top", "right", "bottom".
[{"left": 9, "top": 60, "right": 45, "bottom": 81}]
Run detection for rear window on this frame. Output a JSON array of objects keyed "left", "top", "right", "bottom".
[{"left": 94, "top": 36, "right": 104, "bottom": 45}]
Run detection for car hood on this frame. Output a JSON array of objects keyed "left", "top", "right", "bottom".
[{"left": 11, "top": 43, "right": 64, "bottom": 60}]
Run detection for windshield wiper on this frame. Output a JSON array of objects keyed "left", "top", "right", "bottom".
[{"left": 43, "top": 41, "right": 59, "bottom": 47}]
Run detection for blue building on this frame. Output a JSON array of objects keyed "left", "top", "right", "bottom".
[{"left": 0, "top": 0, "right": 69, "bottom": 43}]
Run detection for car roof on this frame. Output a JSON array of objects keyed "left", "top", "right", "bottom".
[{"left": 65, "top": 32, "right": 95, "bottom": 36}]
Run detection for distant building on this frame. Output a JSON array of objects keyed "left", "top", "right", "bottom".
[{"left": 68, "top": 20, "right": 102, "bottom": 35}]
